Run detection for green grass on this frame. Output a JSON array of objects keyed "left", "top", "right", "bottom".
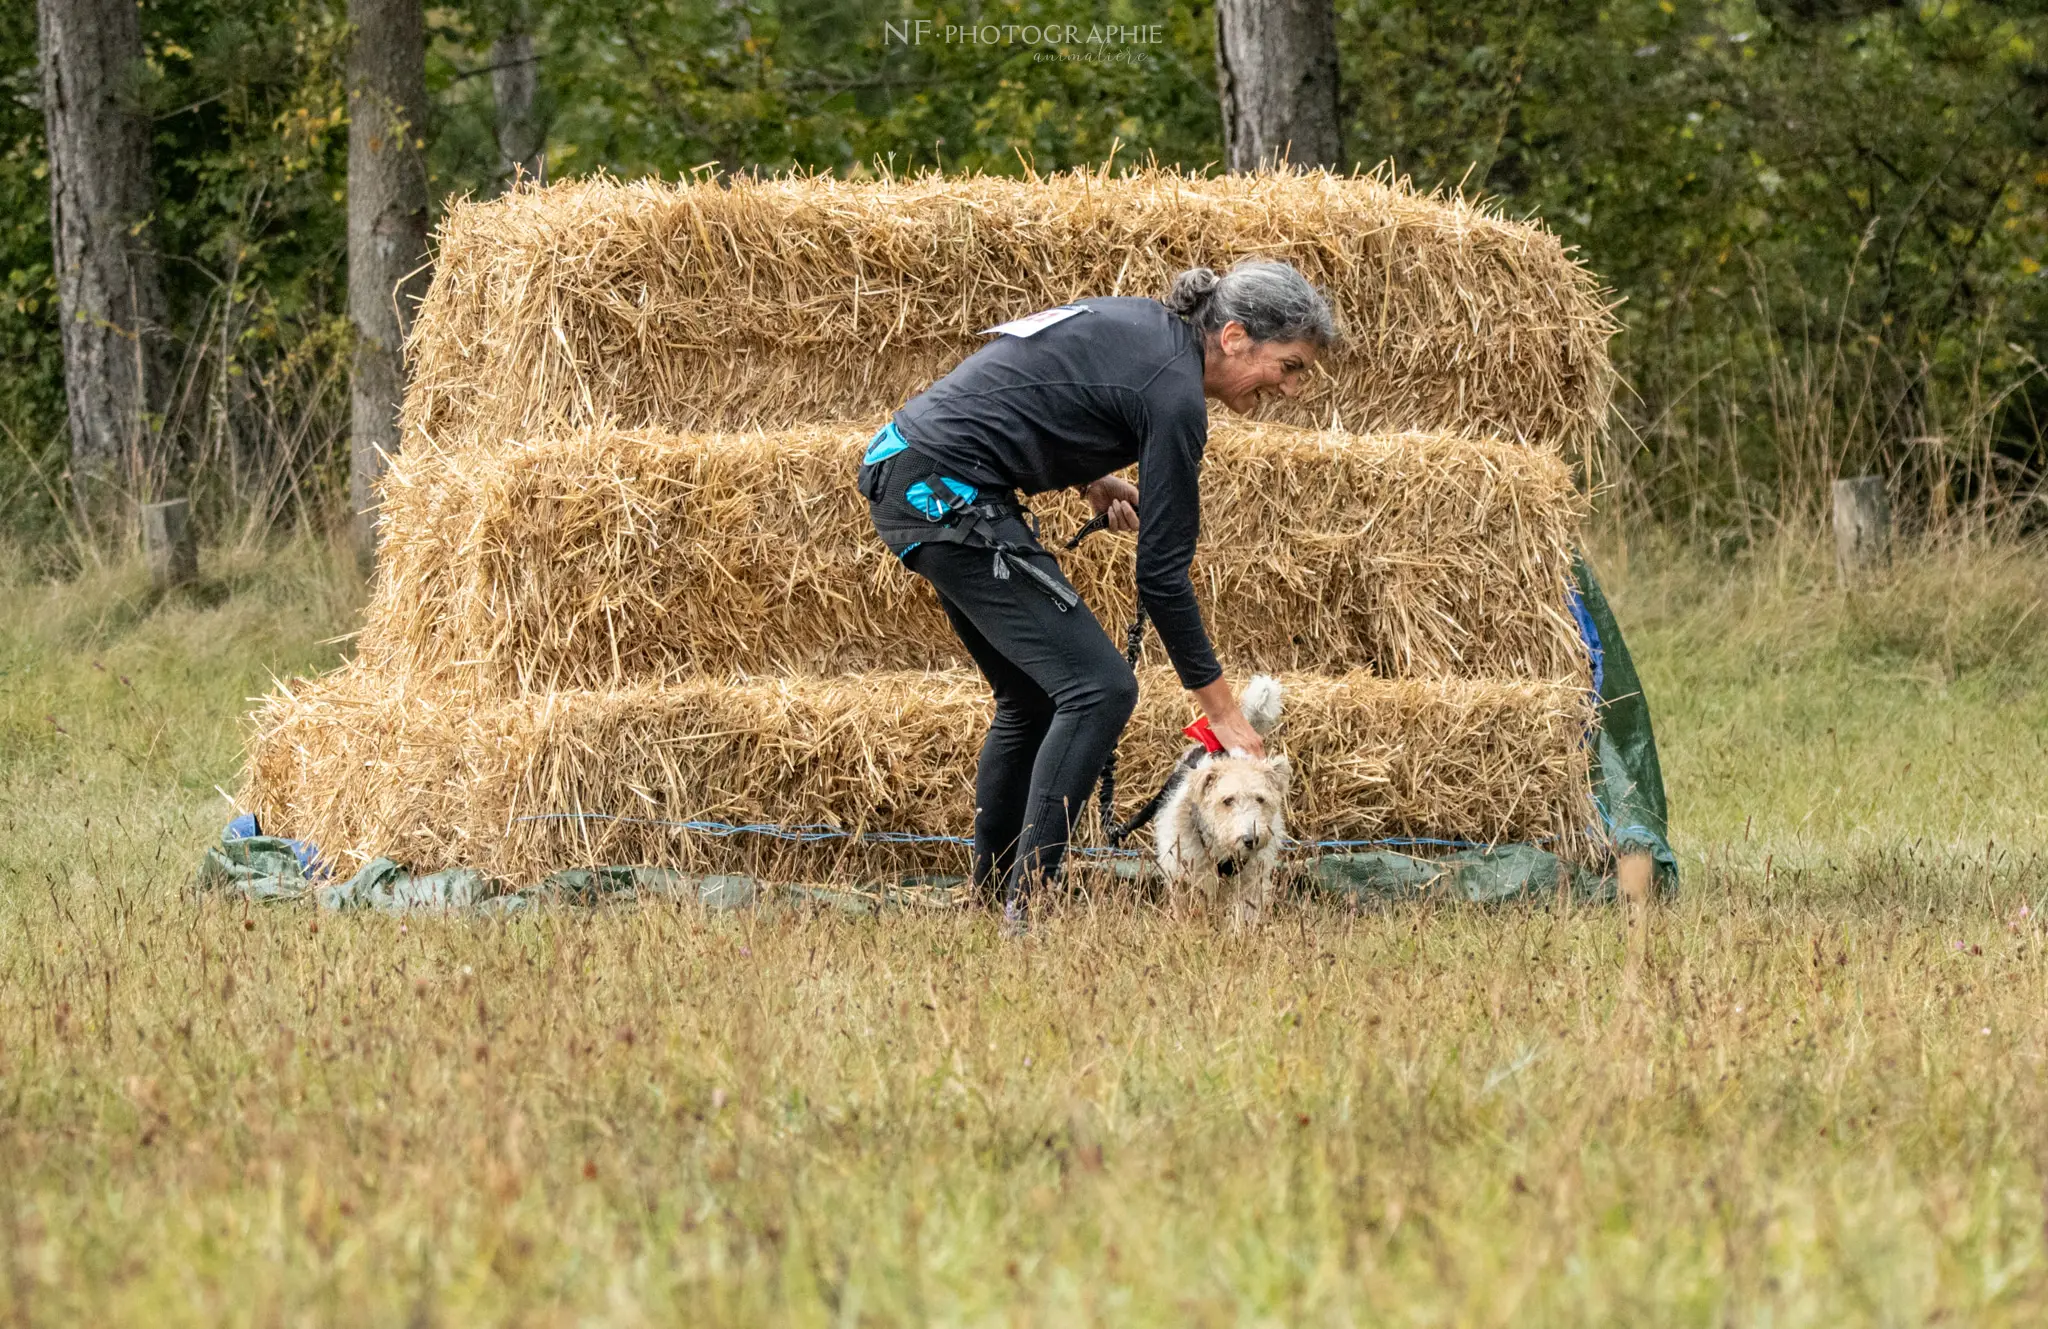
[
  {"left": 1606, "top": 533, "right": 2048, "bottom": 862},
  {"left": 2, "top": 533, "right": 2046, "bottom": 1325}
]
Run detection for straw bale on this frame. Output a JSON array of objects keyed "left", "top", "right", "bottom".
[
  {"left": 357, "top": 422, "right": 1589, "bottom": 691},
  {"left": 406, "top": 167, "right": 1616, "bottom": 453},
  {"left": 244, "top": 663, "right": 1597, "bottom": 886},
  {"left": 244, "top": 661, "right": 474, "bottom": 870}
]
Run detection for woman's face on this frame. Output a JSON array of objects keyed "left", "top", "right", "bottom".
[{"left": 1203, "top": 322, "right": 1320, "bottom": 414}]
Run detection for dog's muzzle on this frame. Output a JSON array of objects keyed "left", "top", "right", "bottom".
[{"left": 1216, "top": 833, "right": 1270, "bottom": 879}]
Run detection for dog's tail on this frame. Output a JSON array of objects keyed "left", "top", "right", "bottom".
[{"left": 1241, "top": 674, "right": 1283, "bottom": 737}]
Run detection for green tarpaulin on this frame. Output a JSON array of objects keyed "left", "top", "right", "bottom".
[
  {"left": 1310, "top": 553, "right": 1678, "bottom": 905},
  {"left": 197, "top": 842, "right": 756, "bottom": 914}
]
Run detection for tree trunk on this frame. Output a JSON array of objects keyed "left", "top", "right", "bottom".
[
  {"left": 37, "top": 0, "right": 171, "bottom": 521},
  {"left": 1215, "top": 0, "right": 1344, "bottom": 173},
  {"left": 347, "top": 0, "right": 431, "bottom": 557},
  {"left": 491, "top": 22, "right": 543, "bottom": 190}
]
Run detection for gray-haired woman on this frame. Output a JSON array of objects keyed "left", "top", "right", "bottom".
[{"left": 859, "top": 259, "right": 1338, "bottom": 925}]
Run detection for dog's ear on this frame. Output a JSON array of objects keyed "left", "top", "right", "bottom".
[
  {"left": 1266, "top": 753, "right": 1291, "bottom": 795},
  {"left": 1189, "top": 759, "right": 1222, "bottom": 799}
]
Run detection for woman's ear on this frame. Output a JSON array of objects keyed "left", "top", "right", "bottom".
[{"left": 1217, "top": 320, "right": 1251, "bottom": 357}]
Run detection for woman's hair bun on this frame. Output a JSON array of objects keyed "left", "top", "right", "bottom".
[
  {"left": 1161, "top": 259, "right": 1338, "bottom": 349},
  {"left": 1163, "top": 267, "right": 1221, "bottom": 318}
]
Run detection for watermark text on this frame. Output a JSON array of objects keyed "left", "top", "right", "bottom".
[{"left": 883, "top": 20, "right": 1165, "bottom": 47}]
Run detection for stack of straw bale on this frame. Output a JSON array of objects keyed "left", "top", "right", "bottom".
[
  {"left": 406, "top": 168, "right": 1615, "bottom": 452},
  {"left": 356, "top": 423, "right": 1589, "bottom": 689},
  {"left": 248, "top": 665, "right": 1594, "bottom": 884},
  {"left": 244, "top": 166, "right": 1613, "bottom": 887}
]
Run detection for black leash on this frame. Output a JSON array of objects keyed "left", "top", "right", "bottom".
[
  {"left": 1094, "top": 604, "right": 1152, "bottom": 846},
  {"left": 1067, "top": 515, "right": 1187, "bottom": 848}
]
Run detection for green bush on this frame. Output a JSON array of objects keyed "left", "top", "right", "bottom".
[{"left": 3, "top": 0, "right": 2043, "bottom": 545}]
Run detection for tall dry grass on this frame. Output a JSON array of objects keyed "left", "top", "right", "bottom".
[
  {"left": 0, "top": 267, "right": 354, "bottom": 573},
  {"left": 1608, "top": 255, "right": 2047, "bottom": 543},
  {"left": 3, "top": 868, "right": 2047, "bottom": 1324},
  {"left": 2, "top": 530, "right": 2047, "bottom": 1321}
]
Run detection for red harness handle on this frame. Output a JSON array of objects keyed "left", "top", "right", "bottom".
[{"left": 1183, "top": 716, "right": 1224, "bottom": 754}]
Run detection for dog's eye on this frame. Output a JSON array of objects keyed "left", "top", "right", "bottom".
[{"left": 1222, "top": 795, "right": 1238, "bottom": 808}]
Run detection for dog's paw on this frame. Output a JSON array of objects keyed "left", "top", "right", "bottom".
[{"left": 1241, "top": 674, "right": 1283, "bottom": 737}]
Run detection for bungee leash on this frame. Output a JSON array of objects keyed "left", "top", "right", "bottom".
[{"left": 1066, "top": 514, "right": 1210, "bottom": 850}]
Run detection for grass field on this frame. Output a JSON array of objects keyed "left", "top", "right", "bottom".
[{"left": 2, "top": 531, "right": 2046, "bottom": 1325}]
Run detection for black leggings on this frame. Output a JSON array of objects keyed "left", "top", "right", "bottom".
[{"left": 904, "top": 537, "right": 1138, "bottom": 906}]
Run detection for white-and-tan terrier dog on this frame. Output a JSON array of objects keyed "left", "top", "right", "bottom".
[{"left": 1154, "top": 675, "right": 1289, "bottom": 926}]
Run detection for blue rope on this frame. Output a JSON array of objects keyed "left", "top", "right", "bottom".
[{"left": 512, "top": 811, "right": 1499, "bottom": 856}]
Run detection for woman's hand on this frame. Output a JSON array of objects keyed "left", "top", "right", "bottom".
[
  {"left": 1082, "top": 476, "right": 1140, "bottom": 533},
  {"left": 1188, "top": 677, "right": 1266, "bottom": 758},
  {"left": 1206, "top": 710, "right": 1266, "bottom": 757}
]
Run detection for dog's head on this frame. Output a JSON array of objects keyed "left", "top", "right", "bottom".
[{"left": 1186, "top": 753, "right": 1292, "bottom": 866}]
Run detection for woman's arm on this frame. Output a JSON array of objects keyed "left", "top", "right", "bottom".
[
  {"left": 1131, "top": 387, "right": 1223, "bottom": 694},
  {"left": 1088, "top": 473, "right": 1258, "bottom": 753}
]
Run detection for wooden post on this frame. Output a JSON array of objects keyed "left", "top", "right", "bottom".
[
  {"left": 1832, "top": 476, "right": 1890, "bottom": 581},
  {"left": 141, "top": 498, "right": 197, "bottom": 589},
  {"left": 1617, "top": 850, "right": 1653, "bottom": 907},
  {"left": 1618, "top": 849, "right": 1653, "bottom": 968}
]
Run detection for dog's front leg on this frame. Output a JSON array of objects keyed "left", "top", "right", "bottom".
[
  {"left": 1228, "top": 867, "right": 1273, "bottom": 931},
  {"left": 1177, "top": 865, "right": 1223, "bottom": 919}
]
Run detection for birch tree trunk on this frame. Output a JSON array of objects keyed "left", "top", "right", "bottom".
[
  {"left": 347, "top": 0, "right": 431, "bottom": 556},
  {"left": 491, "top": 20, "right": 544, "bottom": 190},
  {"left": 37, "top": 0, "right": 171, "bottom": 520},
  {"left": 1215, "top": 0, "right": 1344, "bottom": 173}
]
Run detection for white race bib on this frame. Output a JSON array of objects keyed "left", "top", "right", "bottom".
[{"left": 979, "top": 305, "right": 1088, "bottom": 339}]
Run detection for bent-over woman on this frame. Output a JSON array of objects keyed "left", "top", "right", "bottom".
[{"left": 860, "top": 261, "right": 1337, "bottom": 925}]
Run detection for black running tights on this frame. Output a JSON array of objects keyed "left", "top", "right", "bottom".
[{"left": 904, "top": 539, "right": 1138, "bottom": 907}]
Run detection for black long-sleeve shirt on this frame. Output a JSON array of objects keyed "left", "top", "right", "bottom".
[{"left": 891, "top": 297, "right": 1221, "bottom": 690}]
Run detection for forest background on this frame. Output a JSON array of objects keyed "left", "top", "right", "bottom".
[
  {"left": 4, "top": 8, "right": 2048, "bottom": 1316},
  {"left": 2, "top": 0, "right": 2046, "bottom": 556}
]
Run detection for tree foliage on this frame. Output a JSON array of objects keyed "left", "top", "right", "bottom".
[
  {"left": 3, "top": 0, "right": 2044, "bottom": 541},
  {"left": 1343, "top": 0, "right": 2048, "bottom": 522}
]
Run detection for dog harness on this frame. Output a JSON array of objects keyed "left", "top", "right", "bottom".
[{"left": 860, "top": 423, "right": 1082, "bottom": 613}]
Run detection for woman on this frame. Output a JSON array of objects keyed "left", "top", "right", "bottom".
[{"left": 860, "top": 260, "right": 1337, "bottom": 923}]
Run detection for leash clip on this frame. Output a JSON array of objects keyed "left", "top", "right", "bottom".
[{"left": 1064, "top": 511, "right": 1110, "bottom": 550}]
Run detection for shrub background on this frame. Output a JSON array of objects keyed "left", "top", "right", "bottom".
[{"left": 2, "top": 0, "right": 2044, "bottom": 546}]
